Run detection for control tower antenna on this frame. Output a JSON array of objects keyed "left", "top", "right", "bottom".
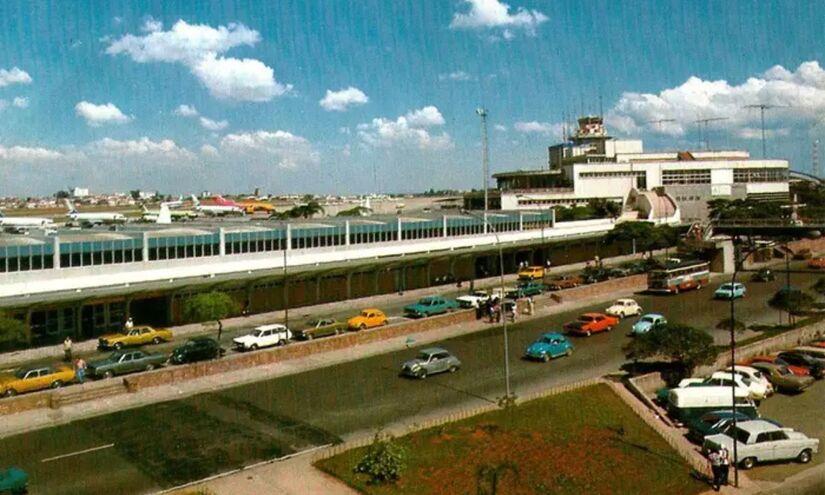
[
  {"left": 692, "top": 117, "right": 729, "bottom": 151},
  {"left": 476, "top": 107, "right": 489, "bottom": 213},
  {"left": 744, "top": 104, "right": 786, "bottom": 158},
  {"left": 645, "top": 118, "right": 676, "bottom": 134}
]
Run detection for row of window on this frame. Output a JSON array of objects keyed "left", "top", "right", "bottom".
[
  {"left": 662, "top": 169, "right": 712, "bottom": 185},
  {"left": 733, "top": 168, "right": 788, "bottom": 183},
  {"left": 579, "top": 171, "right": 646, "bottom": 178}
]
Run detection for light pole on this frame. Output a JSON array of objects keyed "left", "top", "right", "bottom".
[
  {"left": 477, "top": 108, "right": 489, "bottom": 213},
  {"left": 463, "top": 209, "right": 512, "bottom": 402}
]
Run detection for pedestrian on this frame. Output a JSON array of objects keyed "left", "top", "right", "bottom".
[
  {"left": 63, "top": 336, "right": 73, "bottom": 362},
  {"left": 511, "top": 302, "right": 518, "bottom": 322},
  {"left": 475, "top": 303, "right": 483, "bottom": 320},
  {"left": 545, "top": 259, "right": 552, "bottom": 269},
  {"left": 217, "top": 320, "right": 223, "bottom": 344},
  {"left": 495, "top": 303, "right": 502, "bottom": 323},
  {"left": 124, "top": 317, "right": 134, "bottom": 331},
  {"left": 708, "top": 448, "right": 724, "bottom": 491},
  {"left": 75, "top": 358, "right": 87, "bottom": 384},
  {"left": 526, "top": 296, "right": 535, "bottom": 316},
  {"left": 719, "top": 446, "right": 730, "bottom": 488}
]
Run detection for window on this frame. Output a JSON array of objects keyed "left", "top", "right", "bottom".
[
  {"left": 734, "top": 168, "right": 788, "bottom": 183},
  {"left": 662, "top": 169, "right": 711, "bottom": 185},
  {"left": 770, "top": 431, "right": 788, "bottom": 441},
  {"left": 756, "top": 432, "right": 772, "bottom": 443}
]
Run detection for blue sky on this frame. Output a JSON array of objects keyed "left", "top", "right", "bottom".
[{"left": 1, "top": 0, "right": 825, "bottom": 196}]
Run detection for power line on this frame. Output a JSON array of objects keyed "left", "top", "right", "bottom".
[{"left": 692, "top": 117, "right": 729, "bottom": 151}]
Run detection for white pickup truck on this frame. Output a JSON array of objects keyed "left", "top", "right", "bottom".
[{"left": 233, "top": 324, "right": 292, "bottom": 351}]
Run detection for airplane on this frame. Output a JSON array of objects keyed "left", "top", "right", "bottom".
[
  {"left": 190, "top": 195, "right": 244, "bottom": 216},
  {"left": 0, "top": 209, "right": 57, "bottom": 233},
  {"left": 64, "top": 199, "right": 127, "bottom": 226},
  {"left": 139, "top": 197, "right": 198, "bottom": 223}
]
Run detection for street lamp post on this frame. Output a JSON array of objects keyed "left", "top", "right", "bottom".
[{"left": 463, "top": 209, "right": 512, "bottom": 402}]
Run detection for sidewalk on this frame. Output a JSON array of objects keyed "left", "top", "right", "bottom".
[{"left": 0, "top": 249, "right": 661, "bottom": 369}]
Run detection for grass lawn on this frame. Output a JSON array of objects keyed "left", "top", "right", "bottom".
[{"left": 316, "top": 384, "right": 706, "bottom": 495}]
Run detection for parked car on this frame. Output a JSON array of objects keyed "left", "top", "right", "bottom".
[
  {"left": 0, "top": 467, "right": 27, "bottom": 494},
  {"left": 581, "top": 267, "right": 610, "bottom": 284},
  {"left": 776, "top": 351, "right": 825, "bottom": 379},
  {"left": 667, "top": 386, "right": 757, "bottom": 425},
  {"left": 170, "top": 337, "right": 224, "bottom": 364},
  {"left": 605, "top": 298, "right": 642, "bottom": 319},
  {"left": 0, "top": 364, "right": 76, "bottom": 397},
  {"left": 794, "top": 248, "right": 813, "bottom": 260},
  {"left": 545, "top": 275, "right": 582, "bottom": 290},
  {"left": 98, "top": 325, "right": 173, "bottom": 350},
  {"left": 506, "top": 281, "right": 544, "bottom": 299},
  {"left": 687, "top": 410, "right": 755, "bottom": 444},
  {"left": 751, "top": 268, "right": 776, "bottom": 282},
  {"left": 564, "top": 312, "right": 618, "bottom": 337},
  {"left": 524, "top": 333, "right": 573, "bottom": 362},
  {"left": 726, "top": 365, "right": 774, "bottom": 397},
  {"left": 400, "top": 347, "right": 461, "bottom": 379},
  {"left": 233, "top": 324, "right": 292, "bottom": 351},
  {"left": 749, "top": 362, "right": 815, "bottom": 393},
  {"left": 795, "top": 346, "right": 825, "bottom": 363},
  {"left": 714, "top": 282, "right": 746, "bottom": 299},
  {"left": 607, "top": 267, "right": 631, "bottom": 278},
  {"left": 743, "top": 355, "right": 812, "bottom": 377},
  {"left": 347, "top": 308, "right": 388, "bottom": 330},
  {"left": 456, "top": 290, "right": 492, "bottom": 309},
  {"left": 808, "top": 257, "right": 825, "bottom": 269},
  {"left": 517, "top": 265, "right": 545, "bottom": 280},
  {"left": 811, "top": 340, "right": 825, "bottom": 349},
  {"left": 679, "top": 371, "right": 769, "bottom": 401},
  {"left": 403, "top": 296, "right": 459, "bottom": 318},
  {"left": 703, "top": 419, "right": 820, "bottom": 469},
  {"left": 632, "top": 313, "right": 667, "bottom": 335},
  {"left": 294, "top": 318, "right": 347, "bottom": 340},
  {"left": 87, "top": 350, "right": 167, "bottom": 378}
]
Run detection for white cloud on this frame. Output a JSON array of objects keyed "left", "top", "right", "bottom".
[
  {"left": 85, "top": 137, "right": 195, "bottom": 160},
  {"left": 514, "top": 121, "right": 563, "bottom": 137},
  {"left": 12, "top": 97, "right": 29, "bottom": 108},
  {"left": 174, "top": 104, "right": 199, "bottom": 117},
  {"left": 736, "top": 127, "right": 790, "bottom": 140},
  {"left": 0, "top": 145, "right": 64, "bottom": 162},
  {"left": 220, "top": 130, "right": 320, "bottom": 169},
  {"left": 0, "top": 67, "right": 32, "bottom": 87},
  {"left": 200, "top": 144, "right": 219, "bottom": 156},
  {"left": 357, "top": 106, "right": 453, "bottom": 151},
  {"left": 199, "top": 116, "right": 228, "bottom": 131},
  {"left": 494, "top": 124, "right": 508, "bottom": 132},
  {"left": 74, "top": 101, "right": 132, "bottom": 127},
  {"left": 607, "top": 60, "right": 825, "bottom": 137},
  {"left": 438, "top": 71, "right": 473, "bottom": 82},
  {"left": 450, "top": 0, "right": 548, "bottom": 37},
  {"left": 106, "top": 20, "right": 290, "bottom": 102},
  {"left": 319, "top": 86, "right": 369, "bottom": 112},
  {"left": 142, "top": 17, "right": 163, "bottom": 33}
]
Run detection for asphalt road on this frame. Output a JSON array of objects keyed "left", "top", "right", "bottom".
[{"left": 1, "top": 270, "right": 819, "bottom": 494}]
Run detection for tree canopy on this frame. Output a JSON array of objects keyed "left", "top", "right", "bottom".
[
  {"left": 606, "top": 221, "right": 678, "bottom": 254},
  {"left": 181, "top": 292, "right": 238, "bottom": 325},
  {"left": 623, "top": 323, "right": 717, "bottom": 375},
  {"left": 769, "top": 287, "right": 814, "bottom": 316},
  {"left": 0, "top": 313, "right": 27, "bottom": 348}
]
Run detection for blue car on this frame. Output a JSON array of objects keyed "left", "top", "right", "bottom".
[
  {"left": 632, "top": 313, "right": 667, "bottom": 335},
  {"left": 714, "top": 282, "right": 746, "bottom": 299},
  {"left": 525, "top": 332, "right": 573, "bottom": 362}
]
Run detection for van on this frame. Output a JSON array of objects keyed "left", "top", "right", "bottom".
[{"left": 668, "top": 386, "right": 758, "bottom": 424}]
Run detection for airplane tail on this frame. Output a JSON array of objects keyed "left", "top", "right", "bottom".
[
  {"left": 190, "top": 194, "right": 202, "bottom": 208},
  {"left": 157, "top": 204, "right": 172, "bottom": 224},
  {"left": 63, "top": 199, "right": 77, "bottom": 214}
]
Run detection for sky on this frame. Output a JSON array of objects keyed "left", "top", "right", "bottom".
[{"left": 1, "top": 0, "right": 825, "bottom": 196}]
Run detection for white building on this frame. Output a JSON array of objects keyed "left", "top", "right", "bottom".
[
  {"left": 70, "top": 187, "right": 90, "bottom": 198},
  {"left": 494, "top": 116, "right": 789, "bottom": 223}
]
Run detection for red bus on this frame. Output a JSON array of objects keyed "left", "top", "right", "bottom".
[{"left": 647, "top": 259, "right": 710, "bottom": 294}]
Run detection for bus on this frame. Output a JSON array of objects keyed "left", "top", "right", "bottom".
[{"left": 647, "top": 258, "right": 710, "bottom": 294}]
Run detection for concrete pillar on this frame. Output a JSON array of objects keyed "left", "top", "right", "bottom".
[
  {"left": 397, "top": 218, "right": 402, "bottom": 241},
  {"left": 442, "top": 215, "right": 448, "bottom": 238},
  {"left": 218, "top": 228, "right": 226, "bottom": 257},
  {"left": 315, "top": 275, "right": 322, "bottom": 303},
  {"left": 125, "top": 296, "right": 133, "bottom": 320},
  {"left": 52, "top": 235, "right": 60, "bottom": 269},
  {"left": 142, "top": 232, "right": 150, "bottom": 262},
  {"left": 717, "top": 239, "right": 736, "bottom": 274},
  {"left": 483, "top": 212, "right": 488, "bottom": 234},
  {"left": 345, "top": 221, "right": 350, "bottom": 246},
  {"left": 426, "top": 260, "right": 432, "bottom": 285},
  {"left": 551, "top": 208, "right": 556, "bottom": 228},
  {"left": 519, "top": 212, "right": 524, "bottom": 231},
  {"left": 286, "top": 224, "right": 292, "bottom": 252}
]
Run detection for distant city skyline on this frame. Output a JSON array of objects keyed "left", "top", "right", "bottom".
[{"left": 1, "top": 0, "right": 825, "bottom": 196}]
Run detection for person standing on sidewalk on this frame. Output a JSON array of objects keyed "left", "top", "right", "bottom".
[
  {"left": 63, "top": 336, "right": 73, "bottom": 363},
  {"left": 526, "top": 296, "right": 535, "bottom": 316},
  {"left": 75, "top": 358, "right": 87, "bottom": 384},
  {"left": 124, "top": 317, "right": 134, "bottom": 331},
  {"left": 707, "top": 448, "right": 724, "bottom": 491},
  {"left": 719, "top": 446, "right": 731, "bottom": 488}
]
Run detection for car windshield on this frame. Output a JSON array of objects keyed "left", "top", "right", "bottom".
[
  {"left": 566, "top": 321, "right": 583, "bottom": 329},
  {"left": 728, "top": 426, "right": 750, "bottom": 444},
  {"left": 719, "top": 284, "right": 732, "bottom": 290},
  {"left": 360, "top": 311, "right": 369, "bottom": 317},
  {"left": 109, "top": 352, "right": 125, "bottom": 361},
  {"left": 640, "top": 316, "right": 655, "bottom": 323},
  {"left": 579, "top": 315, "right": 595, "bottom": 322},
  {"left": 776, "top": 365, "right": 792, "bottom": 376},
  {"left": 307, "top": 320, "right": 319, "bottom": 326},
  {"left": 540, "top": 337, "right": 555, "bottom": 344},
  {"left": 415, "top": 352, "right": 432, "bottom": 361},
  {"left": 251, "top": 329, "right": 264, "bottom": 337},
  {"left": 13, "top": 368, "right": 27, "bottom": 379}
]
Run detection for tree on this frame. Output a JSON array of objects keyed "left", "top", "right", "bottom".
[
  {"left": 812, "top": 277, "right": 825, "bottom": 294},
  {"left": 54, "top": 190, "right": 70, "bottom": 199},
  {"left": 354, "top": 431, "right": 406, "bottom": 485},
  {"left": 769, "top": 288, "right": 814, "bottom": 316},
  {"left": 587, "top": 198, "right": 621, "bottom": 219},
  {"left": 0, "top": 313, "right": 27, "bottom": 348},
  {"left": 180, "top": 292, "right": 238, "bottom": 342},
  {"left": 336, "top": 206, "right": 371, "bottom": 217},
  {"left": 299, "top": 200, "right": 325, "bottom": 218},
  {"left": 623, "top": 323, "right": 717, "bottom": 376}
]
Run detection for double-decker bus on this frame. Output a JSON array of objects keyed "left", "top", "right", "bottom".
[{"left": 647, "top": 258, "right": 710, "bottom": 294}]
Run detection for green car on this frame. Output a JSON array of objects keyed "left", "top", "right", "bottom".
[
  {"left": 506, "top": 281, "right": 544, "bottom": 299},
  {"left": 87, "top": 350, "right": 167, "bottom": 378},
  {"left": 404, "top": 296, "right": 459, "bottom": 318},
  {"left": 294, "top": 318, "right": 348, "bottom": 340},
  {"left": 0, "top": 467, "right": 27, "bottom": 494}
]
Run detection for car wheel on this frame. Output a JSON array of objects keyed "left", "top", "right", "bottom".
[
  {"left": 586, "top": 330, "right": 592, "bottom": 337},
  {"left": 419, "top": 370, "right": 428, "bottom": 379},
  {"left": 740, "top": 457, "right": 756, "bottom": 470},
  {"left": 565, "top": 348, "right": 572, "bottom": 357},
  {"left": 103, "top": 370, "right": 114, "bottom": 379},
  {"left": 673, "top": 287, "right": 680, "bottom": 295},
  {"left": 250, "top": 344, "right": 259, "bottom": 351},
  {"left": 307, "top": 334, "right": 313, "bottom": 340},
  {"left": 114, "top": 342, "right": 123, "bottom": 350},
  {"left": 359, "top": 323, "right": 367, "bottom": 331},
  {"left": 797, "top": 449, "right": 813, "bottom": 464},
  {"left": 51, "top": 380, "right": 63, "bottom": 389},
  {"left": 606, "top": 326, "right": 613, "bottom": 332},
  {"left": 382, "top": 320, "right": 388, "bottom": 326},
  {"left": 145, "top": 364, "right": 155, "bottom": 372},
  {"left": 152, "top": 337, "right": 162, "bottom": 345},
  {"left": 696, "top": 283, "right": 702, "bottom": 290},
  {"left": 5, "top": 389, "right": 17, "bottom": 397},
  {"left": 449, "top": 365, "right": 458, "bottom": 373},
  {"left": 542, "top": 354, "right": 550, "bottom": 363}
]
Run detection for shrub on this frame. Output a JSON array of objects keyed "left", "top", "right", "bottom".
[
  {"left": 354, "top": 432, "right": 407, "bottom": 485},
  {"left": 769, "top": 288, "right": 814, "bottom": 315}
]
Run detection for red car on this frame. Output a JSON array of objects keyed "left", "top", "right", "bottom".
[
  {"left": 811, "top": 340, "right": 825, "bottom": 349},
  {"left": 808, "top": 257, "right": 825, "bottom": 269},
  {"left": 564, "top": 312, "right": 619, "bottom": 337},
  {"left": 740, "top": 355, "right": 810, "bottom": 377}
]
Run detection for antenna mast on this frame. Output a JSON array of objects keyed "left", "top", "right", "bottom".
[
  {"left": 744, "top": 104, "right": 784, "bottom": 158},
  {"left": 476, "top": 107, "right": 489, "bottom": 212},
  {"left": 692, "top": 117, "right": 729, "bottom": 151}
]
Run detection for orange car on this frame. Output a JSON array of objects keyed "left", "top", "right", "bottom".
[
  {"left": 347, "top": 308, "right": 388, "bottom": 330},
  {"left": 739, "top": 355, "right": 810, "bottom": 377},
  {"left": 564, "top": 312, "right": 619, "bottom": 337},
  {"left": 808, "top": 257, "right": 825, "bottom": 269}
]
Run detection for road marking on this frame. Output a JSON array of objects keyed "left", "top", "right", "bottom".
[{"left": 41, "top": 443, "right": 115, "bottom": 463}]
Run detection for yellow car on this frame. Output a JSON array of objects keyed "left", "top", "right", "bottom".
[
  {"left": 518, "top": 265, "right": 545, "bottom": 280},
  {"left": 0, "top": 365, "right": 76, "bottom": 397},
  {"left": 98, "top": 325, "right": 174, "bottom": 350},
  {"left": 347, "top": 309, "right": 388, "bottom": 330}
]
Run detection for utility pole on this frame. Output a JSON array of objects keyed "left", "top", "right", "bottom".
[
  {"left": 693, "top": 117, "right": 729, "bottom": 151},
  {"left": 744, "top": 104, "right": 784, "bottom": 158},
  {"left": 477, "top": 108, "right": 489, "bottom": 213}
]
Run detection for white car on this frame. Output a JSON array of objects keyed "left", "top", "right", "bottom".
[
  {"left": 726, "top": 365, "right": 774, "bottom": 398},
  {"left": 704, "top": 420, "right": 819, "bottom": 469},
  {"left": 680, "top": 371, "right": 770, "bottom": 401},
  {"left": 233, "top": 324, "right": 292, "bottom": 351},
  {"left": 456, "top": 290, "right": 491, "bottom": 309},
  {"left": 605, "top": 298, "right": 642, "bottom": 318}
]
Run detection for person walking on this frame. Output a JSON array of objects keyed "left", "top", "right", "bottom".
[
  {"left": 75, "top": 358, "right": 87, "bottom": 384},
  {"left": 63, "top": 336, "right": 73, "bottom": 363},
  {"left": 510, "top": 302, "right": 518, "bottom": 322},
  {"left": 708, "top": 448, "right": 724, "bottom": 491},
  {"left": 526, "top": 296, "right": 535, "bottom": 316}
]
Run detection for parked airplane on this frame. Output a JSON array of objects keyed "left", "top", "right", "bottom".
[
  {"left": 140, "top": 197, "right": 197, "bottom": 223},
  {"left": 190, "top": 195, "right": 244, "bottom": 216},
  {"left": 64, "top": 199, "right": 127, "bottom": 226},
  {"left": 0, "top": 209, "right": 57, "bottom": 233}
]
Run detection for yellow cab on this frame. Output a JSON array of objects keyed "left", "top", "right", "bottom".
[
  {"left": 0, "top": 364, "right": 76, "bottom": 397},
  {"left": 518, "top": 265, "right": 545, "bottom": 280}
]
